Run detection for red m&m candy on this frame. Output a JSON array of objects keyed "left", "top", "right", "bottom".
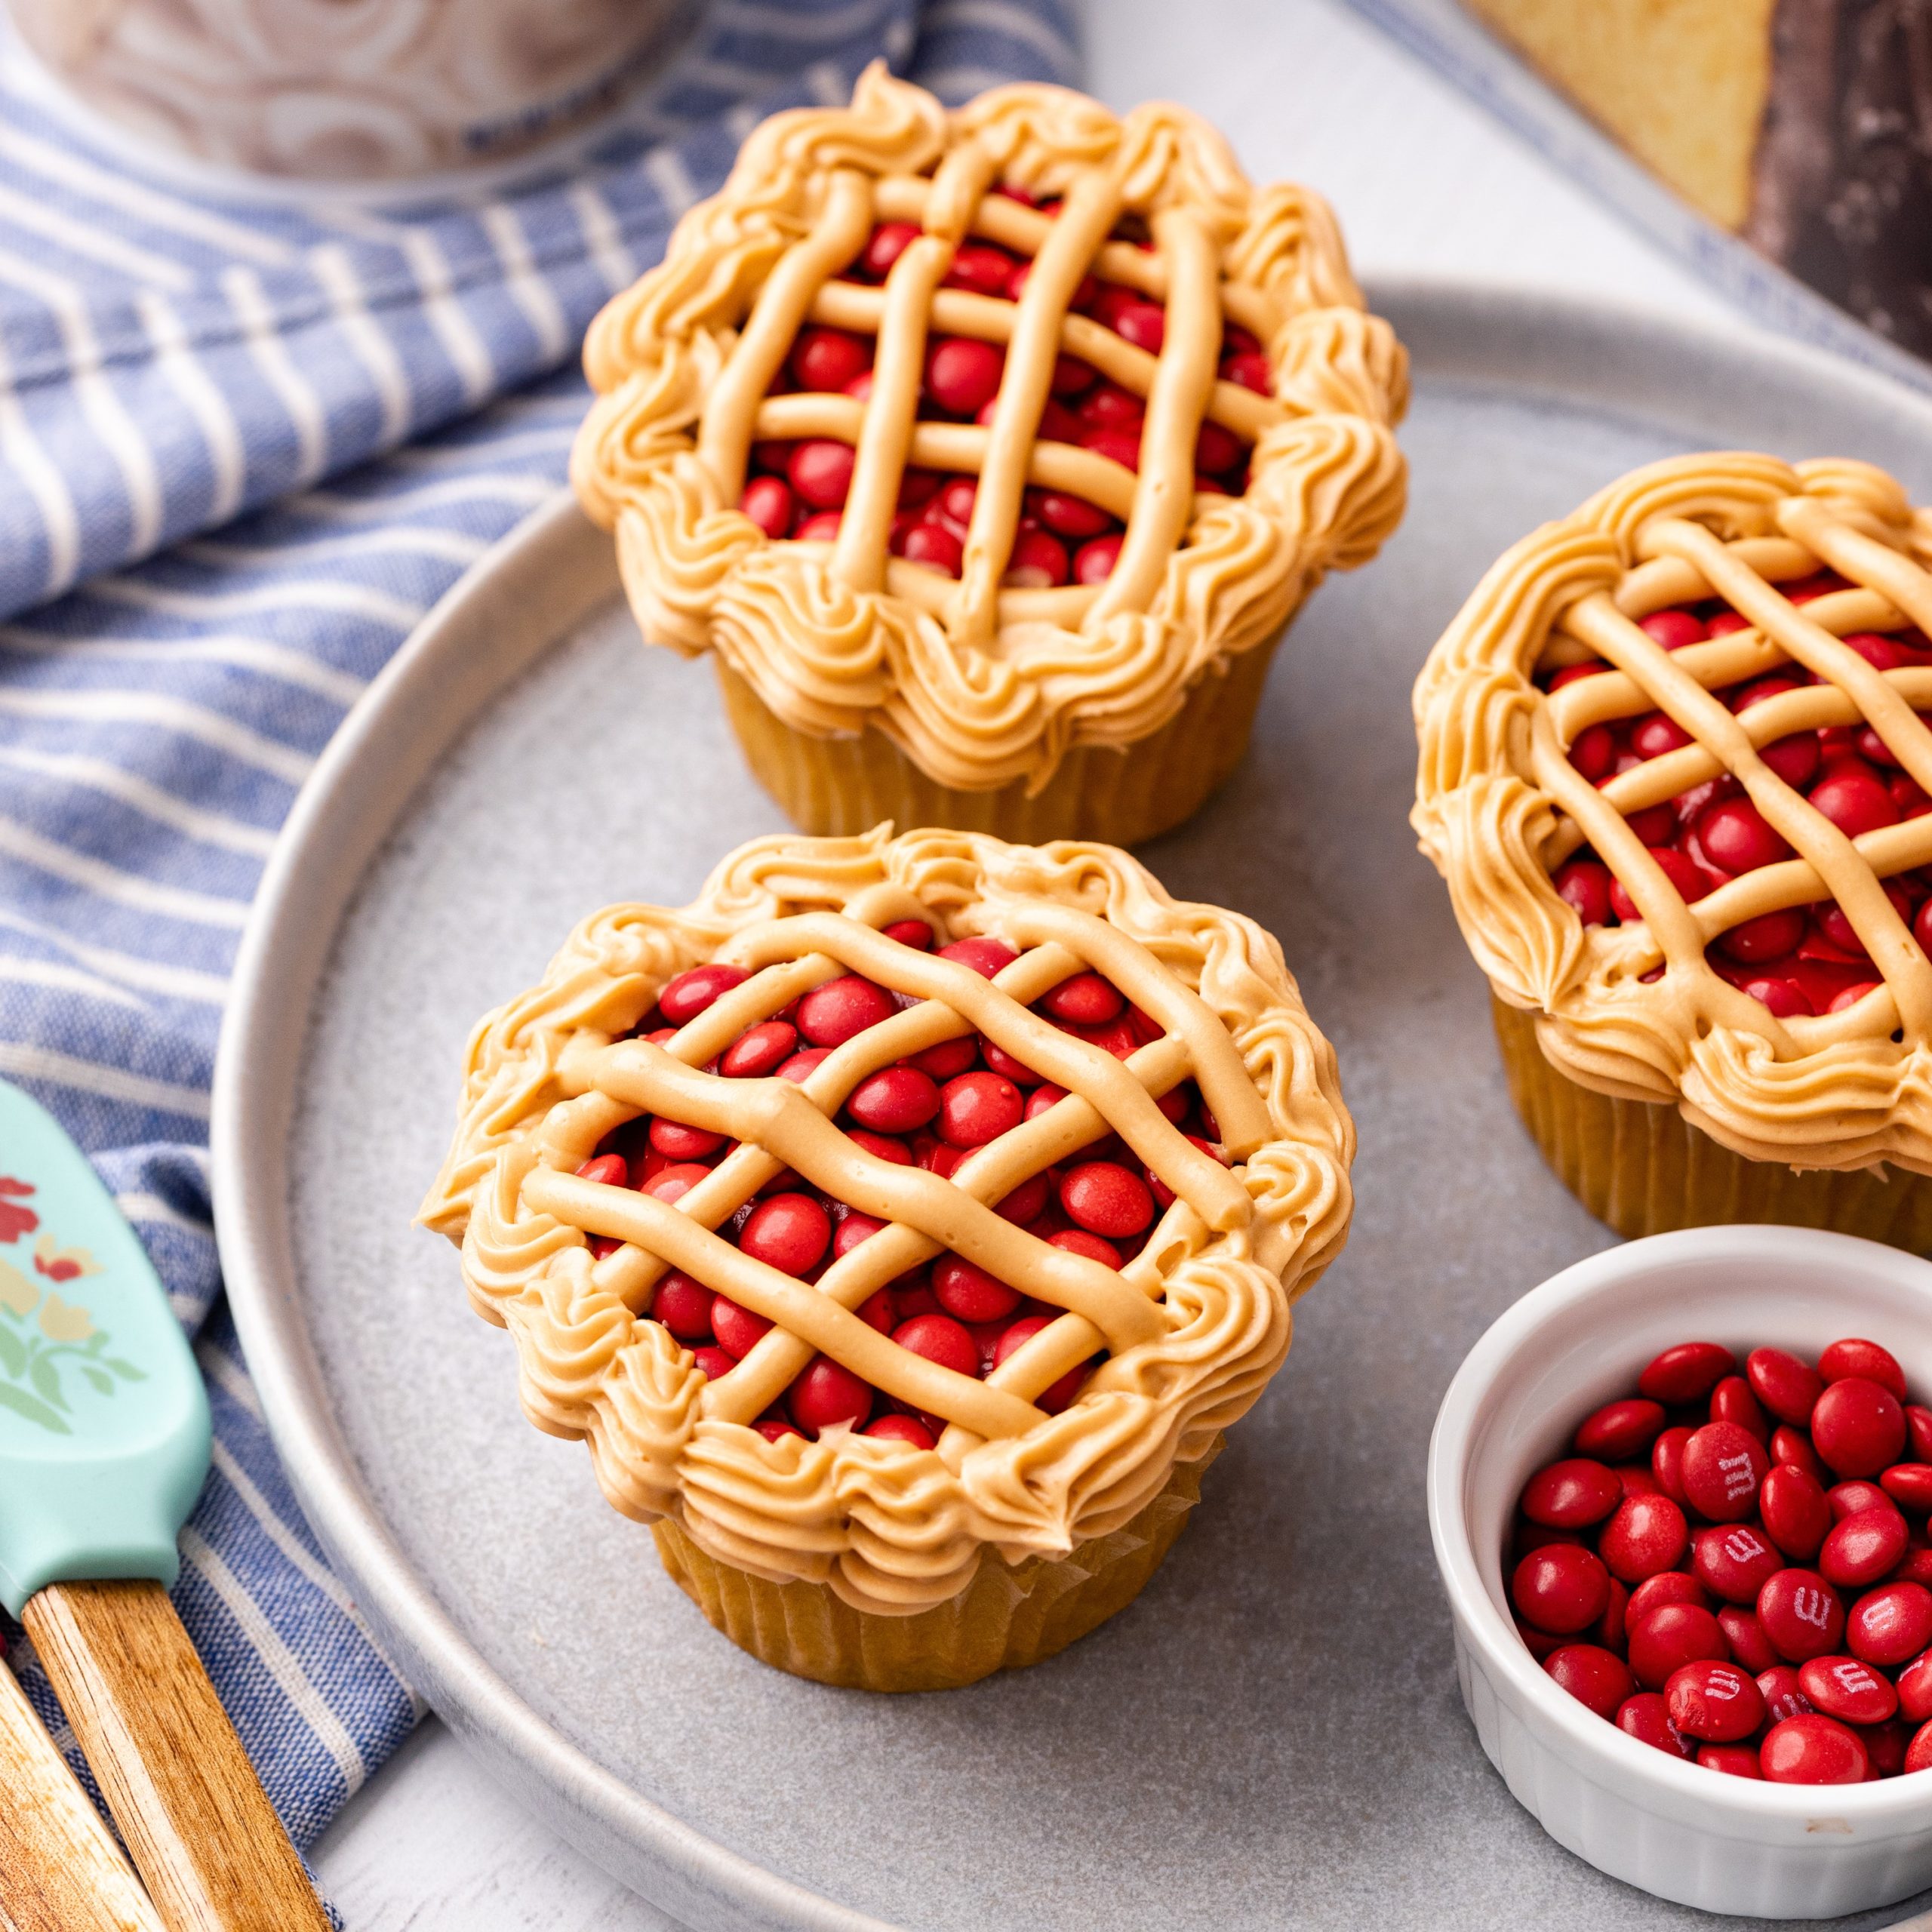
[
  {"left": 1666, "top": 1660, "right": 1764, "bottom": 1742},
  {"left": 891, "top": 1312, "right": 977, "bottom": 1379},
  {"left": 1545, "top": 1644, "right": 1635, "bottom": 1720},
  {"left": 1042, "top": 971, "right": 1125, "bottom": 1025},
  {"left": 658, "top": 962, "right": 749, "bottom": 1023},
  {"left": 1626, "top": 1571, "right": 1709, "bottom": 1633},
  {"left": 653, "top": 1271, "right": 715, "bottom": 1342},
  {"left": 711, "top": 1297, "right": 773, "bottom": 1360},
  {"left": 1759, "top": 1463, "right": 1830, "bottom": 1559},
  {"left": 1709, "top": 1376, "right": 1770, "bottom": 1444},
  {"left": 1881, "top": 1463, "right": 1932, "bottom": 1513},
  {"left": 1812, "top": 1377, "right": 1907, "bottom": 1478},
  {"left": 1638, "top": 1342, "right": 1736, "bottom": 1404},
  {"left": 797, "top": 974, "right": 896, "bottom": 1048},
  {"left": 1599, "top": 1494, "right": 1689, "bottom": 1583},
  {"left": 1651, "top": 1426, "right": 1693, "bottom": 1504},
  {"left": 738, "top": 1193, "right": 831, "bottom": 1275},
  {"left": 789, "top": 1355, "right": 872, "bottom": 1435},
  {"left": 1756, "top": 1568, "right": 1844, "bottom": 1662},
  {"left": 1756, "top": 1663, "right": 1812, "bottom": 1726},
  {"left": 932, "top": 1255, "right": 1020, "bottom": 1324},
  {"left": 1629, "top": 1604, "right": 1728, "bottom": 1690},
  {"left": 1761, "top": 1714, "right": 1869, "bottom": 1785},
  {"left": 1826, "top": 1479, "right": 1897, "bottom": 1522},
  {"left": 1576, "top": 1398, "right": 1667, "bottom": 1463},
  {"left": 721, "top": 1019, "right": 797, "bottom": 1078},
  {"left": 1820, "top": 1337, "right": 1907, "bottom": 1399},
  {"left": 1616, "top": 1692, "right": 1694, "bottom": 1758},
  {"left": 1692, "top": 1521, "right": 1780, "bottom": 1602},
  {"left": 1680, "top": 1422, "right": 1769, "bottom": 1522},
  {"left": 864, "top": 1414, "right": 937, "bottom": 1450},
  {"left": 1746, "top": 1347, "right": 1824, "bottom": 1426},
  {"left": 938, "top": 1071, "right": 1023, "bottom": 1148},
  {"left": 1897, "top": 1648, "right": 1932, "bottom": 1722},
  {"left": 1848, "top": 1583, "right": 1932, "bottom": 1667},
  {"left": 1521, "top": 1459, "right": 1623, "bottom": 1529},
  {"left": 1798, "top": 1654, "right": 1897, "bottom": 1725},
  {"left": 1770, "top": 1423, "right": 1826, "bottom": 1482},
  {"left": 1820, "top": 1505, "right": 1908, "bottom": 1587},
  {"left": 937, "top": 935, "right": 1018, "bottom": 978},
  {"left": 1512, "top": 1544, "right": 1613, "bottom": 1635},
  {"left": 1716, "top": 1606, "right": 1779, "bottom": 1674},
  {"left": 847, "top": 1065, "right": 940, "bottom": 1134},
  {"left": 1059, "top": 1161, "right": 1154, "bottom": 1238}
]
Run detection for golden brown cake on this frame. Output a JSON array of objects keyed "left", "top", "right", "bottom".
[
  {"left": 420, "top": 828, "right": 1353, "bottom": 1689},
  {"left": 1463, "top": 0, "right": 1932, "bottom": 359},
  {"left": 1414, "top": 452, "right": 1932, "bottom": 1247},
  {"left": 571, "top": 64, "right": 1407, "bottom": 844}
]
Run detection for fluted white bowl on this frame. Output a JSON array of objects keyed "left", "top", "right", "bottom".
[{"left": 1429, "top": 1225, "right": 1932, "bottom": 1918}]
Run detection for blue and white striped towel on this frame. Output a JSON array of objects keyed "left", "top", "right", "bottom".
[{"left": 0, "top": 0, "right": 1078, "bottom": 1866}]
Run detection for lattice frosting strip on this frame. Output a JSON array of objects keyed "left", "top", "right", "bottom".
[
  {"left": 533, "top": 908, "right": 1256, "bottom": 1434},
  {"left": 1413, "top": 451, "right": 1932, "bottom": 1171},
  {"left": 423, "top": 829, "right": 1351, "bottom": 1612},
  {"left": 571, "top": 63, "right": 1407, "bottom": 794},
  {"left": 566, "top": 940, "right": 1084, "bottom": 1314}
]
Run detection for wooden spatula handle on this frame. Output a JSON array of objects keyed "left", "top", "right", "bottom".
[
  {"left": 23, "top": 1580, "right": 330, "bottom": 1932},
  {"left": 0, "top": 1658, "right": 163, "bottom": 1932}
]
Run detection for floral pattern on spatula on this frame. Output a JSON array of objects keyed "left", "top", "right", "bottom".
[{"left": 0, "top": 1176, "right": 144, "bottom": 1435}]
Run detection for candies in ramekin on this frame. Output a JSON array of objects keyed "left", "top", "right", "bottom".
[{"left": 1511, "top": 1334, "right": 1932, "bottom": 1783}]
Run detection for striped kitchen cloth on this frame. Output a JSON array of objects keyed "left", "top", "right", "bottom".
[{"left": 0, "top": 0, "right": 1079, "bottom": 1861}]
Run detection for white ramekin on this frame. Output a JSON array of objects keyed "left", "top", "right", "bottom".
[{"left": 1429, "top": 1225, "right": 1932, "bottom": 1919}]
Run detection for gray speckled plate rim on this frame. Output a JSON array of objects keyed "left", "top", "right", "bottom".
[{"left": 211, "top": 277, "right": 1932, "bottom": 1932}]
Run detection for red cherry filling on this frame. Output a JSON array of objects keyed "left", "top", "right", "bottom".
[
  {"left": 580, "top": 927, "right": 1229, "bottom": 1444},
  {"left": 1538, "top": 583, "right": 1932, "bottom": 1016},
  {"left": 735, "top": 205, "right": 1270, "bottom": 581}
]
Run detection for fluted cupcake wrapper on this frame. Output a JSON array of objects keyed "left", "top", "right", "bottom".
[
  {"left": 1492, "top": 995, "right": 1932, "bottom": 1252},
  {"left": 651, "top": 1439, "right": 1218, "bottom": 1693},
  {"left": 714, "top": 639, "right": 1280, "bottom": 846}
]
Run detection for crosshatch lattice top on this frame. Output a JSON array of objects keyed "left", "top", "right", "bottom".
[
  {"left": 421, "top": 831, "right": 1352, "bottom": 1613},
  {"left": 1414, "top": 452, "right": 1932, "bottom": 1174},
  {"left": 571, "top": 63, "right": 1407, "bottom": 793},
  {"left": 527, "top": 903, "right": 1263, "bottom": 1444}
]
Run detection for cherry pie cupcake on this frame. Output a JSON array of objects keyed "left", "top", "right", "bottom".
[
  {"left": 571, "top": 64, "right": 1406, "bottom": 846},
  {"left": 1414, "top": 451, "right": 1932, "bottom": 1247},
  {"left": 420, "top": 828, "right": 1352, "bottom": 1690}
]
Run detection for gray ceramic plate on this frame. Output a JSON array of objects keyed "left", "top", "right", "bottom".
[{"left": 214, "top": 280, "right": 1932, "bottom": 1932}]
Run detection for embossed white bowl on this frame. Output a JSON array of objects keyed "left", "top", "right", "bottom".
[{"left": 1429, "top": 1225, "right": 1932, "bottom": 1919}]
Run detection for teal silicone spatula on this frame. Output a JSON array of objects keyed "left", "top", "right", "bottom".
[{"left": 0, "top": 1078, "right": 329, "bottom": 1932}]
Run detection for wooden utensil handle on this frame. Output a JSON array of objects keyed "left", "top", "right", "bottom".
[
  {"left": 0, "top": 1658, "right": 163, "bottom": 1932},
  {"left": 23, "top": 1581, "right": 330, "bottom": 1932}
]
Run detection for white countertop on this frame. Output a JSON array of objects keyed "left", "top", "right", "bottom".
[{"left": 309, "top": 2, "right": 1757, "bottom": 1924}]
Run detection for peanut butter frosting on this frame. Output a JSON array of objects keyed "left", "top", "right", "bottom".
[
  {"left": 420, "top": 828, "right": 1353, "bottom": 1614},
  {"left": 571, "top": 63, "right": 1407, "bottom": 795},
  {"left": 1413, "top": 451, "right": 1932, "bottom": 1174}
]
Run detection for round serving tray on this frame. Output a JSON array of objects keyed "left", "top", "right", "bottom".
[{"left": 214, "top": 279, "right": 1932, "bottom": 1932}]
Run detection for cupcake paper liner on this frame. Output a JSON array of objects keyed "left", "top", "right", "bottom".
[
  {"left": 714, "top": 638, "right": 1280, "bottom": 846},
  {"left": 1492, "top": 996, "right": 1932, "bottom": 1252},
  {"left": 651, "top": 1438, "right": 1219, "bottom": 1693}
]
